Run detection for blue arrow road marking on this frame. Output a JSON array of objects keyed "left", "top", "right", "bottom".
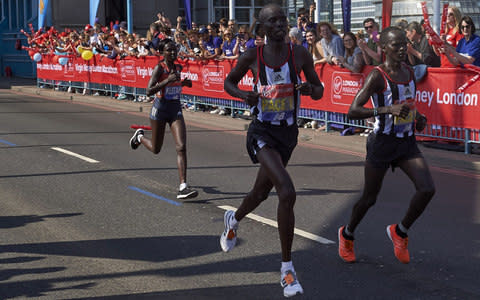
[
  {"left": 0, "top": 139, "right": 16, "bottom": 146},
  {"left": 128, "top": 186, "right": 182, "bottom": 206}
]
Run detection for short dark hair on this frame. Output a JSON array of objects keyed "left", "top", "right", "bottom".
[
  {"left": 406, "top": 21, "right": 422, "bottom": 35},
  {"left": 158, "top": 38, "right": 175, "bottom": 52},
  {"left": 363, "top": 18, "right": 375, "bottom": 25},
  {"left": 259, "top": 4, "right": 284, "bottom": 23},
  {"left": 297, "top": 7, "right": 308, "bottom": 16},
  {"left": 380, "top": 26, "right": 405, "bottom": 47},
  {"left": 460, "top": 16, "right": 476, "bottom": 34}
]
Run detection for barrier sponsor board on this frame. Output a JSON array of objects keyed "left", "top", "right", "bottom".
[{"left": 36, "top": 55, "right": 480, "bottom": 128}]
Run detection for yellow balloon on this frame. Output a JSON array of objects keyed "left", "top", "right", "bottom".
[
  {"left": 82, "top": 50, "right": 93, "bottom": 60},
  {"left": 77, "top": 46, "right": 84, "bottom": 54}
]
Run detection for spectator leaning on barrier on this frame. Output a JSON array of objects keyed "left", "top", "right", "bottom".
[
  {"left": 219, "top": 28, "right": 239, "bottom": 60},
  {"left": 134, "top": 34, "right": 150, "bottom": 58},
  {"left": 236, "top": 25, "right": 255, "bottom": 56},
  {"left": 358, "top": 18, "right": 382, "bottom": 66},
  {"left": 200, "top": 25, "right": 222, "bottom": 60},
  {"left": 405, "top": 21, "right": 440, "bottom": 68},
  {"left": 146, "top": 23, "right": 161, "bottom": 54},
  {"left": 332, "top": 32, "right": 365, "bottom": 73},
  {"left": 101, "top": 34, "right": 119, "bottom": 59},
  {"left": 444, "top": 16, "right": 480, "bottom": 67},
  {"left": 175, "top": 30, "right": 191, "bottom": 59},
  {"left": 434, "top": 6, "right": 464, "bottom": 67},
  {"left": 186, "top": 29, "right": 202, "bottom": 59},
  {"left": 318, "top": 22, "right": 345, "bottom": 64},
  {"left": 305, "top": 28, "right": 325, "bottom": 65}
]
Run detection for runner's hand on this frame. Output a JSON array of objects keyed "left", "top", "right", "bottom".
[
  {"left": 182, "top": 78, "right": 192, "bottom": 88},
  {"left": 390, "top": 103, "right": 410, "bottom": 118},
  {"left": 168, "top": 72, "right": 180, "bottom": 82},
  {"left": 243, "top": 91, "right": 260, "bottom": 106},
  {"left": 415, "top": 114, "right": 427, "bottom": 132},
  {"left": 296, "top": 82, "right": 312, "bottom": 96}
]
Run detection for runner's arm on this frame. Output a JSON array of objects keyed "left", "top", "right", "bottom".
[
  {"left": 348, "top": 68, "right": 408, "bottom": 119},
  {"left": 146, "top": 64, "right": 177, "bottom": 96},
  {"left": 224, "top": 48, "right": 259, "bottom": 106},
  {"left": 297, "top": 46, "right": 324, "bottom": 100}
]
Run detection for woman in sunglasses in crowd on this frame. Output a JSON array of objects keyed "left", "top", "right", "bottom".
[{"left": 443, "top": 15, "right": 480, "bottom": 67}]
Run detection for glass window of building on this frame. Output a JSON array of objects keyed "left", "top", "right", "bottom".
[
  {"left": 0, "top": 0, "right": 4, "bottom": 24},
  {"left": 211, "top": 0, "right": 289, "bottom": 25}
]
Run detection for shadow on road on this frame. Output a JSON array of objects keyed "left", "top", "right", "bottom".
[{"left": 0, "top": 213, "right": 83, "bottom": 229}]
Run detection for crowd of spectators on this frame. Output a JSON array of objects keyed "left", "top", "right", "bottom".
[{"left": 20, "top": 5, "right": 480, "bottom": 128}]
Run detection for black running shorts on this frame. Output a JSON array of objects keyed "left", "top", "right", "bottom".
[
  {"left": 150, "top": 97, "right": 183, "bottom": 124},
  {"left": 246, "top": 119, "right": 298, "bottom": 165},
  {"left": 366, "top": 132, "right": 423, "bottom": 170}
]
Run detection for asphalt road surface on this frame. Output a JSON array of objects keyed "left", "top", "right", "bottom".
[{"left": 0, "top": 88, "right": 479, "bottom": 299}]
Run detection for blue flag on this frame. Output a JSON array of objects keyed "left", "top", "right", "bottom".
[
  {"left": 341, "top": 0, "right": 351, "bottom": 33},
  {"left": 38, "top": 0, "right": 49, "bottom": 28},
  {"left": 90, "top": 0, "right": 101, "bottom": 26},
  {"left": 184, "top": 0, "right": 192, "bottom": 30}
]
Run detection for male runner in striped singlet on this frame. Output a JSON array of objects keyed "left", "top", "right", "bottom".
[
  {"left": 220, "top": 4, "right": 324, "bottom": 298},
  {"left": 338, "top": 27, "right": 435, "bottom": 264}
]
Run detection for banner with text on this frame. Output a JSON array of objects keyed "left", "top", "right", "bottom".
[{"left": 36, "top": 55, "right": 480, "bottom": 129}]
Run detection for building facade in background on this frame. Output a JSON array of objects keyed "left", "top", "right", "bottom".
[{"left": 330, "top": 0, "right": 480, "bottom": 33}]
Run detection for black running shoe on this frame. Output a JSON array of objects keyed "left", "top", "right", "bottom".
[
  {"left": 129, "top": 129, "right": 144, "bottom": 150},
  {"left": 177, "top": 186, "right": 198, "bottom": 199}
]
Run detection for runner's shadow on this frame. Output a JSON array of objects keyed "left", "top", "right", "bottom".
[
  {"left": 67, "top": 284, "right": 281, "bottom": 300},
  {"left": 0, "top": 256, "right": 45, "bottom": 264},
  {"left": 0, "top": 281, "right": 95, "bottom": 299},
  {"left": 0, "top": 213, "right": 83, "bottom": 229},
  {"left": 184, "top": 186, "right": 359, "bottom": 204},
  {"left": 296, "top": 187, "right": 359, "bottom": 197},
  {"left": 0, "top": 266, "right": 66, "bottom": 282},
  {"left": 0, "top": 235, "right": 219, "bottom": 263}
]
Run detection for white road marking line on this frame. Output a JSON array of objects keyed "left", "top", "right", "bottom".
[
  {"left": 218, "top": 205, "right": 335, "bottom": 245},
  {"left": 51, "top": 147, "right": 100, "bottom": 163}
]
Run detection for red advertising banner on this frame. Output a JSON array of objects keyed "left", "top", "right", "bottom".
[{"left": 36, "top": 55, "right": 480, "bottom": 129}]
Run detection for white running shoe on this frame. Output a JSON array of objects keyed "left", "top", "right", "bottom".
[
  {"left": 129, "top": 129, "right": 144, "bottom": 150},
  {"left": 220, "top": 210, "right": 238, "bottom": 252},
  {"left": 177, "top": 186, "right": 198, "bottom": 199},
  {"left": 281, "top": 270, "right": 304, "bottom": 298}
]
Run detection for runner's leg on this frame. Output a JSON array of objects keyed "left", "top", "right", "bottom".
[
  {"left": 255, "top": 146, "right": 296, "bottom": 262},
  {"left": 347, "top": 162, "right": 389, "bottom": 233},
  {"left": 141, "top": 119, "right": 167, "bottom": 154},
  {"left": 397, "top": 156, "right": 435, "bottom": 229},
  {"left": 170, "top": 116, "right": 187, "bottom": 184},
  {"left": 235, "top": 165, "right": 274, "bottom": 221}
]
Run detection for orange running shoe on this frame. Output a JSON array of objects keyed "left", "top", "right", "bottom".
[
  {"left": 338, "top": 226, "right": 356, "bottom": 263},
  {"left": 386, "top": 224, "right": 410, "bottom": 264}
]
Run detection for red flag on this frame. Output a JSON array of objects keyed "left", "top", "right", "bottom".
[
  {"left": 440, "top": 4, "right": 449, "bottom": 35},
  {"left": 382, "top": 0, "right": 393, "bottom": 29}
]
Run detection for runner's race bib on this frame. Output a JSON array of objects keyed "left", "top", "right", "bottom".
[
  {"left": 393, "top": 98, "right": 416, "bottom": 133},
  {"left": 259, "top": 83, "right": 295, "bottom": 122},
  {"left": 157, "top": 83, "right": 182, "bottom": 100}
]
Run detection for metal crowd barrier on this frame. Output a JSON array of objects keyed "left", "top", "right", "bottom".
[{"left": 37, "top": 78, "right": 480, "bottom": 154}]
